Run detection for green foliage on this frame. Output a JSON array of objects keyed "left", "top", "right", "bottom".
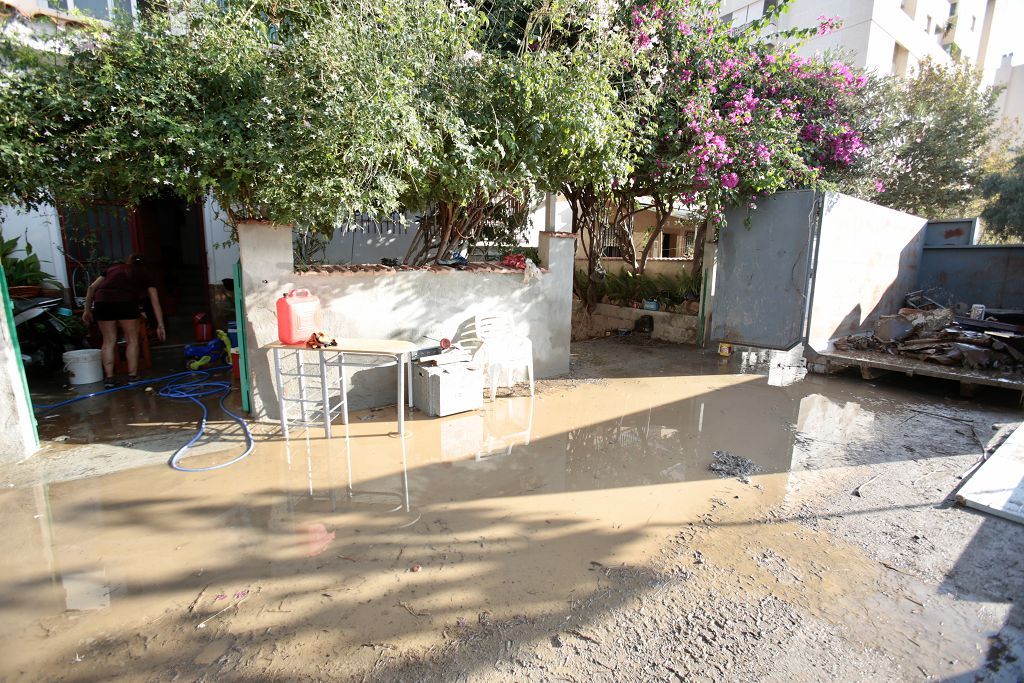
[
  {"left": 401, "top": 1, "right": 632, "bottom": 263},
  {"left": 595, "top": 268, "right": 697, "bottom": 308},
  {"left": 602, "top": 269, "right": 639, "bottom": 306},
  {"left": 980, "top": 151, "right": 1024, "bottom": 242},
  {"left": 1, "top": 233, "right": 61, "bottom": 288},
  {"left": 654, "top": 270, "right": 699, "bottom": 305},
  {"left": 834, "top": 59, "right": 998, "bottom": 219},
  {"left": 4, "top": 0, "right": 467, "bottom": 228}
]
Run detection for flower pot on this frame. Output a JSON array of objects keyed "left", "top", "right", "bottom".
[
  {"left": 8, "top": 285, "right": 40, "bottom": 299},
  {"left": 39, "top": 287, "right": 63, "bottom": 297}
]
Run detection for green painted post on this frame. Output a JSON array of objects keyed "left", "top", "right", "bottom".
[
  {"left": 0, "top": 265, "right": 39, "bottom": 450},
  {"left": 233, "top": 260, "right": 251, "bottom": 413}
]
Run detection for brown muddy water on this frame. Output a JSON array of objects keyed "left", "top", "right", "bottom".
[{"left": 0, "top": 343, "right": 1018, "bottom": 680}]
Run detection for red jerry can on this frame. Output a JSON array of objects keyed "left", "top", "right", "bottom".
[{"left": 276, "top": 289, "right": 321, "bottom": 344}]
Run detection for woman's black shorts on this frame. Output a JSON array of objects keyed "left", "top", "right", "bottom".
[{"left": 93, "top": 301, "right": 141, "bottom": 321}]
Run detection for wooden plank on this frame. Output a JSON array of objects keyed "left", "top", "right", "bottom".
[
  {"left": 957, "top": 426, "right": 1024, "bottom": 525},
  {"left": 824, "top": 349, "right": 1024, "bottom": 391}
]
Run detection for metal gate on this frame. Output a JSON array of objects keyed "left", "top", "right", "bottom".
[{"left": 710, "top": 190, "right": 820, "bottom": 351}]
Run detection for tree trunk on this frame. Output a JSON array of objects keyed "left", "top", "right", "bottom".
[
  {"left": 690, "top": 219, "right": 708, "bottom": 279},
  {"left": 637, "top": 196, "right": 670, "bottom": 276},
  {"left": 563, "top": 183, "right": 602, "bottom": 310}
]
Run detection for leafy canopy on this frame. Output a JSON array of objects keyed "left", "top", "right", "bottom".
[
  {"left": 980, "top": 151, "right": 1024, "bottom": 242},
  {"left": 2, "top": 0, "right": 469, "bottom": 228}
]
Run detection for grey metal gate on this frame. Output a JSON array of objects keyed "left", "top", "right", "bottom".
[{"left": 710, "top": 190, "right": 819, "bottom": 351}]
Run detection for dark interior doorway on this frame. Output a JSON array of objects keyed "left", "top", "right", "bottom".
[
  {"left": 61, "top": 194, "right": 210, "bottom": 348},
  {"left": 135, "top": 195, "right": 209, "bottom": 345}
]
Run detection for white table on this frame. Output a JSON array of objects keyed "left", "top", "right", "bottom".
[{"left": 269, "top": 339, "right": 417, "bottom": 439}]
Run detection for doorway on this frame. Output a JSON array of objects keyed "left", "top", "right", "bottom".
[{"left": 60, "top": 194, "right": 210, "bottom": 347}]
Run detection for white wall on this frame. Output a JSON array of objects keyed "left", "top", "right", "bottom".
[
  {"left": 806, "top": 192, "right": 927, "bottom": 354},
  {"left": 0, "top": 204, "right": 69, "bottom": 288},
  {"left": 0, "top": 286, "right": 38, "bottom": 462},
  {"left": 237, "top": 223, "right": 574, "bottom": 420},
  {"left": 201, "top": 196, "right": 238, "bottom": 286}
]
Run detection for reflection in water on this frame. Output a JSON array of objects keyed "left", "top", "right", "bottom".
[{"left": 0, "top": 369, "right": 902, "bottom": 680}]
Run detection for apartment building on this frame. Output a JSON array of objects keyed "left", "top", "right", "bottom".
[
  {"left": 720, "top": 0, "right": 1001, "bottom": 76},
  {"left": 721, "top": 0, "right": 1023, "bottom": 139}
]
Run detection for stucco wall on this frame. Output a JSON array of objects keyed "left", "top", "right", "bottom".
[
  {"left": 574, "top": 257, "right": 695, "bottom": 279},
  {"left": 0, "top": 204, "right": 70, "bottom": 289},
  {"left": 238, "top": 223, "right": 574, "bottom": 421},
  {"left": 806, "top": 192, "right": 927, "bottom": 354},
  {"left": 0, "top": 282, "right": 38, "bottom": 463}
]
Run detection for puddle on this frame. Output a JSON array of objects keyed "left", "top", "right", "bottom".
[{"left": 0, "top": 343, "right": 1015, "bottom": 680}]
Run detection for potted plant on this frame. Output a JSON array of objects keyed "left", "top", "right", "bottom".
[{"left": 2, "top": 235, "right": 62, "bottom": 298}]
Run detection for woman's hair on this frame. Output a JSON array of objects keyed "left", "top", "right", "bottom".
[{"left": 125, "top": 253, "right": 144, "bottom": 265}]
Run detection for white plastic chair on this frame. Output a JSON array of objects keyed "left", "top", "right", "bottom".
[{"left": 473, "top": 314, "right": 534, "bottom": 401}]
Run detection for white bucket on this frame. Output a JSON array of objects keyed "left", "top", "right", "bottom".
[{"left": 63, "top": 349, "right": 103, "bottom": 385}]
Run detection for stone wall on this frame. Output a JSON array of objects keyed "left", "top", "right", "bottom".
[{"left": 572, "top": 301, "right": 698, "bottom": 344}]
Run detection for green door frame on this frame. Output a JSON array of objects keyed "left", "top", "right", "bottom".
[
  {"left": 0, "top": 265, "right": 40, "bottom": 450},
  {"left": 233, "top": 260, "right": 251, "bottom": 413}
]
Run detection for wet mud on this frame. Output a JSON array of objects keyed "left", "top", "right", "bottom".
[{"left": 1, "top": 339, "right": 1021, "bottom": 681}]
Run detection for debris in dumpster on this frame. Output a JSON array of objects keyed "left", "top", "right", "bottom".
[
  {"left": 709, "top": 450, "right": 761, "bottom": 483},
  {"left": 833, "top": 297, "right": 1024, "bottom": 376}
]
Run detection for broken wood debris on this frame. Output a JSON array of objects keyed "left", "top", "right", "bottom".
[{"left": 833, "top": 300, "right": 1024, "bottom": 376}]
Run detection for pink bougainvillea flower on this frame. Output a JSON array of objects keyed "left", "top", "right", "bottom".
[{"left": 721, "top": 172, "right": 739, "bottom": 189}]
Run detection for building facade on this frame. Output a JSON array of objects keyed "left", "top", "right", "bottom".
[{"left": 720, "top": 0, "right": 1001, "bottom": 76}]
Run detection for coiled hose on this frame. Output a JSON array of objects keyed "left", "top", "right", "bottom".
[{"left": 33, "top": 367, "right": 255, "bottom": 472}]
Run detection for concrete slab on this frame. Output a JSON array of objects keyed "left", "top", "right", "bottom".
[{"left": 958, "top": 425, "right": 1024, "bottom": 525}]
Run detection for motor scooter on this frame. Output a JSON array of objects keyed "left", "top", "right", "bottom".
[{"left": 12, "top": 297, "right": 85, "bottom": 377}]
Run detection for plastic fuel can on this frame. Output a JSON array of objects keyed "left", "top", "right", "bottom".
[{"left": 276, "top": 289, "right": 321, "bottom": 344}]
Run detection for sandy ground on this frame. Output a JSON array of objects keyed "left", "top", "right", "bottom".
[{"left": 1, "top": 338, "right": 1022, "bottom": 682}]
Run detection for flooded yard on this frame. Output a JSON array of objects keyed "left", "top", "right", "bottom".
[{"left": 1, "top": 340, "right": 1022, "bottom": 681}]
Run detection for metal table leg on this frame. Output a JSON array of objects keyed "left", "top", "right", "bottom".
[
  {"left": 274, "top": 347, "right": 289, "bottom": 440},
  {"left": 319, "top": 350, "right": 331, "bottom": 439},
  {"left": 407, "top": 353, "right": 413, "bottom": 407},
  {"left": 397, "top": 352, "right": 405, "bottom": 437},
  {"left": 296, "top": 350, "right": 308, "bottom": 424},
  {"left": 339, "top": 352, "right": 348, "bottom": 425}
]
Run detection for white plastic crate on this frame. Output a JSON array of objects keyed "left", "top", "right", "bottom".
[{"left": 412, "top": 363, "right": 484, "bottom": 417}]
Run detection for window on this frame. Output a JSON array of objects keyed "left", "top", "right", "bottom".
[
  {"left": 949, "top": 2, "right": 957, "bottom": 17},
  {"left": 762, "top": 0, "right": 779, "bottom": 16},
  {"left": 659, "top": 231, "right": 697, "bottom": 258},
  {"left": 925, "top": 15, "right": 932, "bottom": 33},
  {"left": 599, "top": 222, "right": 622, "bottom": 258},
  {"left": 48, "top": 0, "right": 135, "bottom": 21},
  {"left": 891, "top": 42, "right": 910, "bottom": 77},
  {"left": 971, "top": 15, "right": 976, "bottom": 30}
]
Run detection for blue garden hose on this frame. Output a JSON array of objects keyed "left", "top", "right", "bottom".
[{"left": 33, "top": 367, "right": 255, "bottom": 472}]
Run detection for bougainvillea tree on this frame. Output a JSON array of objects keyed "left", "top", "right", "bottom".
[{"left": 616, "top": 0, "right": 872, "bottom": 276}]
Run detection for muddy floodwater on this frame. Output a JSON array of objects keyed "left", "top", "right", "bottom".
[{"left": 2, "top": 341, "right": 1022, "bottom": 681}]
